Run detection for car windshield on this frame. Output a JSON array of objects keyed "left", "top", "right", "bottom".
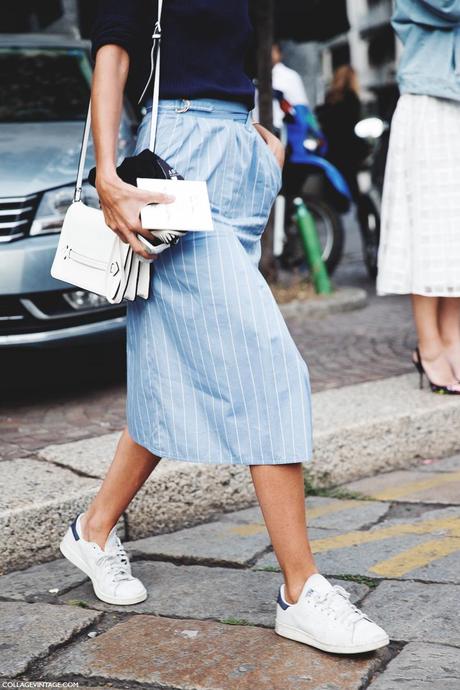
[{"left": 0, "top": 47, "right": 90, "bottom": 122}]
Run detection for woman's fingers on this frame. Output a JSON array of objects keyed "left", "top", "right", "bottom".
[
  {"left": 253, "top": 122, "right": 285, "bottom": 170},
  {"left": 140, "top": 190, "right": 175, "bottom": 206},
  {"left": 136, "top": 225, "right": 161, "bottom": 242},
  {"left": 97, "top": 176, "right": 174, "bottom": 258},
  {"left": 271, "top": 140, "right": 285, "bottom": 169},
  {"left": 105, "top": 211, "right": 157, "bottom": 258},
  {"left": 125, "top": 231, "right": 155, "bottom": 260}
]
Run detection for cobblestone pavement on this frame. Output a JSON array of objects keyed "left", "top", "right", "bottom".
[
  {"left": 0, "top": 251, "right": 414, "bottom": 462},
  {"left": 1, "top": 453, "right": 459, "bottom": 689}
]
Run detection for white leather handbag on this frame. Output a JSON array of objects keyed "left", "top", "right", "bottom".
[{"left": 51, "top": 1, "right": 164, "bottom": 304}]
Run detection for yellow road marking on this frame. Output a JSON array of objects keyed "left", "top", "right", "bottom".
[
  {"left": 310, "top": 513, "right": 460, "bottom": 577},
  {"left": 370, "top": 537, "right": 460, "bottom": 577},
  {"left": 228, "top": 502, "right": 460, "bottom": 578},
  {"left": 307, "top": 499, "right": 373, "bottom": 520},
  {"left": 228, "top": 499, "right": 377, "bottom": 537},
  {"left": 311, "top": 515, "right": 460, "bottom": 552},
  {"left": 229, "top": 524, "right": 266, "bottom": 537},
  {"left": 370, "top": 470, "right": 460, "bottom": 501}
]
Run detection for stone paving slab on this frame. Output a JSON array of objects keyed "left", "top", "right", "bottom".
[
  {"left": 0, "top": 458, "right": 100, "bottom": 574},
  {"left": 305, "top": 497, "right": 390, "bottom": 530},
  {"left": 280, "top": 286, "right": 367, "bottom": 319},
  {"left": 363, "top": 580, "right": 460, "bottom": 647},
  {"left": 0, "top": 559, "right": 87, "bottom": 602},
  {"left": 127, "top": 516, "right": 270, "bottom": 567},
  {"left": 0, "top": 601, "right": 101, "bottom": 677},
  {"left": 0, "top": 458, "right": 98, "bottom": 515},
  {"left": 255, "top": 506, "right": 460, "bottom": 584},
  {"left": 58, "top": 560, "right": 369, "bottom": 626},
  {"left": 38, "top": 432, "right": 119, "bottom": 478},
  {"left": 312, "top": 374, "right": 460, "bottom": 486},
  {"left": 40, "top": 438, "right": 258, "bottom": 539},
  {"left": 2, "top": 450, "right": 258, "bottom": 573},
  {"left": 126, "top": 498, "right": 389, "bottom": 568},
  {"left": 368, "top": 642, "right": 460, "bottom": 689},
  {"left": 44, "top": 614, "right": 387, "bottom": 690},
  {"left": 342, "top": 468, "right": 460, "bottom": 504},
  {"left": 125, "top": 461, "right": 257, "bottom": 540}
]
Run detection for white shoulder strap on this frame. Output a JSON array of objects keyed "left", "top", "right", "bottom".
[
  {"left": 138, "top": 0, "right": 163, "bottom": 151},
  {"left": 74, "top": 0, "right": 164, "bottom": 202}
]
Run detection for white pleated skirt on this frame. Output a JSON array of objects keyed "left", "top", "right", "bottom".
[{"left": 377, "top": 94, "right": 460, "bottom": 296}]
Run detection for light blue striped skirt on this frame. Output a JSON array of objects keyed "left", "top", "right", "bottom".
[{"left": 126, "top": 98, "right": 313, "bottom": 465}]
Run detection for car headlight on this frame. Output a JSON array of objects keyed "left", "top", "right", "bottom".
[
  {"left": 30, "top": 183, "right": 100, "bottom": 236},
  {"left": 63, "top": 290, "right": 111, "bottom": 310}
]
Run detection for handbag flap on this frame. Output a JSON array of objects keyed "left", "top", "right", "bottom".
[{"left": 51, "top": 202, "right": 125, "bottom": 303}]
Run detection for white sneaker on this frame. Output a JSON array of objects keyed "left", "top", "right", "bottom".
[
  {"left": 59, "top": 513, "right": 147, "bottom": 606},
  {"left": 275, "top": 573, "right": 389, "bottom": 654}
]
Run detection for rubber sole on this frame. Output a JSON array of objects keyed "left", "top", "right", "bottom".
[
  {"left": 275, "top": 621, "right": 389, "bottom": 655},
  {"left": 59, "top": 528, "right": 147, "bottom": 606}
]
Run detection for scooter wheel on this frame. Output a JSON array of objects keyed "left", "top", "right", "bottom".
[
  {"left": 281, "top": 195, "right": 344, "bottom": 276},
  {"left": 357, "top": 194, "right": 381, "bottom": 281}
]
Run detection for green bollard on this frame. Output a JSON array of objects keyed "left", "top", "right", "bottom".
[{"left": 294, "top": 197, "right": 332, "bottom": 295}]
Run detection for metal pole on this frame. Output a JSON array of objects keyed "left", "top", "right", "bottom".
[
  {"left": 251, "top": 0, "right": 278, "bottom": 283},
  {"left": 294, "top": 197, "right": 332, "bottom": 295}
]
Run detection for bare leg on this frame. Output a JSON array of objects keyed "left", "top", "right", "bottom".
[
  {"left": 80, "top": 427, "right": 161, "bottom": 548},
  {"left": 438, "top": 297, "right": 460, "bottom": 380},
  {"left": 411, "top": 294, "right": 459, "bottom": 386},
  {"left": 250, "top": 463, "right": 318, "bottom": 605}
]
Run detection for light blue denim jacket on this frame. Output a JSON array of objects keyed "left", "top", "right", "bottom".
[{"left": 393, "top": 0, "right": 460, "bottom": 101}]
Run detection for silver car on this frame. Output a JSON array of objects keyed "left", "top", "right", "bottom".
[{"left": 0, "top": 34, "right": 137, "bottom": 347}]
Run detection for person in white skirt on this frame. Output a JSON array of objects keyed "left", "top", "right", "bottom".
[{"left": 377, "top": 0, "right": 460, "bottom": 394}]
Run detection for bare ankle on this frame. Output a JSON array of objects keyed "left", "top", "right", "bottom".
[
  {"left": 284, "top": 567, "right": 319, "bottom": 604},
  {"left": 442, "top": 339, "right": 460, "bottom": 352},
  {"left": 80, "top": 511, "right": 115, "bottom": 548},
  {"left": 418, "top": 344, "right": 443, "bottom": 362}
]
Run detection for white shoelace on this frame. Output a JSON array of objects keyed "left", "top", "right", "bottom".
[
  {"left": 306, "top": 585, "right": 371, "bottom": 627},
  {"left": 95, "top": 537, "right": 133, "bottom": 583}
]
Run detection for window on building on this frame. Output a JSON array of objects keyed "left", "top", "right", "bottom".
[
  {"left": 331, "top": 43, "right": 351, "bottom": 70},
  {"left": 368, "top": 27, "right": 395, "bottom": 66}
]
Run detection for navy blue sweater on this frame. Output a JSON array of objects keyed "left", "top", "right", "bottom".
[{"left": 91, "top": 0, "right": 256, "bottom": 108}]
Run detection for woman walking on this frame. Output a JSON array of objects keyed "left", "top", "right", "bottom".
[
  {"left": 377, "top": 0, "right": 460, "bottom": 393},
  {"left": 60, "top": 0, "right": 388, "bottom": 655}
]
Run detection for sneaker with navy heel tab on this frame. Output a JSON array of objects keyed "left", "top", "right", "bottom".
[
  {"left": 59, "top": 513, "right": 147, "bottom": 606},
  {"left": 275, "top": 573, "right": 389, "bottom": 654}
]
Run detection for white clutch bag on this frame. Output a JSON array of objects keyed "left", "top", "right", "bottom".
[{"left": 51, "top": 0, "right": 164, "bottom": 304}]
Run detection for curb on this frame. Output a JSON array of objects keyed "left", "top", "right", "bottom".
[
  {"left": 279, "top": 287, "right": 367, "bottom": 319},
  {"left": 2, "top": 372, "right": 459, "bottom": 572}
]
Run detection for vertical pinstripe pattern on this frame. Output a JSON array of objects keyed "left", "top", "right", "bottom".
[{"left": 126, "top": 98, "right": 313, "bottom": 465}]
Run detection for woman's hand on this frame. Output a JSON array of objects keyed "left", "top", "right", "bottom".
[
  {"left": 96, "top": 172, "right": 175, "bottom": 260},
  {"left": 253, "top": 122, "right": 285, "bottom": 170}
]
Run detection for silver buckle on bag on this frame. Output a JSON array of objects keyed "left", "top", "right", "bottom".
[{"left": 175, "top": 99, "right": 191, "bottom": 113}]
